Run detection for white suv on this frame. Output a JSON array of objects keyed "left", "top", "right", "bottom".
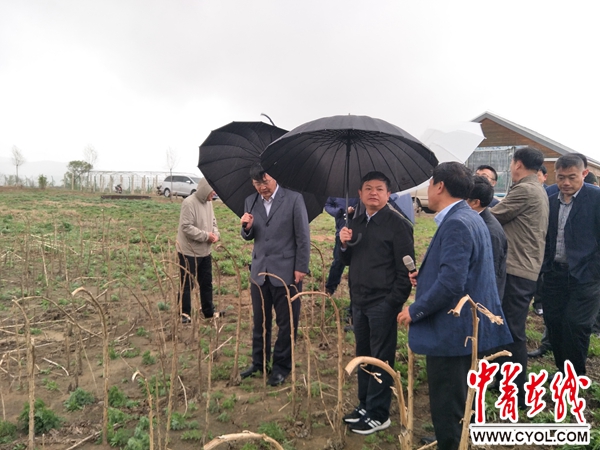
[{"left": 160, "top": 175, "right": 200, "bottom": 198}]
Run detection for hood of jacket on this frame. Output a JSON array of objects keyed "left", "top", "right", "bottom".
[{"left": 194, "top": 178, "right": 213, "bottom": 203}]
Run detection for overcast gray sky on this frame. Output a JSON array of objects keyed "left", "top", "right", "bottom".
[{"left": 1, "top": 1, "right": 598, "bottom": 173}]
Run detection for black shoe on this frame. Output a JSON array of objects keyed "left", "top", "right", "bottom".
[
  {"left": 420, "top": 436, "right": 436, "bottom": 445},
  {"left": 349, "top": 416, "right": 391, "bottom": 435},
  {"left": 528, "top": 345, "right": 551, "bottom": 358},
  {"left": 181, "top": 315, "right": 191, "bottom": 324},
  {"left": 240, "top": 365, "right": 263, "bottom": 379},
  {"left": 343, "top": 407, "right": 366, "bottom": 424},
  {"left": 267, "top": 373, "right": 286, "bottom": 386},
  {"left": 534, "top": 308, "right": 543, "bottom": 316},
  {"left": 204, "top": 310, "right": 226, "bottom": 319}
]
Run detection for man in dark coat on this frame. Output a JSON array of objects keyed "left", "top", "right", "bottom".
[
  {"left": 339, "top": 171, "right": 414, "bottom": 435},
  {"left": 239, "top": 164, "right": 311, "bottom": 386},
  {"left": 467, "top": 175, "right": 508, "bottom": 299},
  {"left": 398, "top": 162, "right": 512, "bottom": 450},
  {"left": 541, "top": 154, "right": 600, "bottom": 376}
]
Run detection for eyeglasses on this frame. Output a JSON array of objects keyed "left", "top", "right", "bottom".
[{"left": 252, "top": 178, "right": 274, "bottom": 187}]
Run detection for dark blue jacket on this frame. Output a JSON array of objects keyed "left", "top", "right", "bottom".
[
  {"left": 542, "top": 183, "right": 600, "bottom": 284},
  {"left": 408, "top": 201, "right": 512, "bottom": 356},
  {"left": 324, "top": 197, "right": 359, "bottom": 234}
]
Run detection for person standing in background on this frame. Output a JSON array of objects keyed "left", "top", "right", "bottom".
[
  {"left": 490, "top": 146, "right": 549, "bottom": 408},
  {"left": 177, "top": 178, "right": 220, "bottom": 322},
  {"left": 324, "top": 196, "right": 358, "bottom": 296}
]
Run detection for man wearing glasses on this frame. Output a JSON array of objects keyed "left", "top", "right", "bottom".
[
  {"left": 239, "top": 163, "right": 311, "bottom": 386},
  {"left": 475, "top": 165, "right": 500, "bottom": 207}
]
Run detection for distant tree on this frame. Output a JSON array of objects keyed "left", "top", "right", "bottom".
[
  {"left": 83, "top": 144, "right": 98, "bottom": 167},
  {"left": 11, "top": 146, "right": 26, "bottom": 185},
  {"left": 65, "top": 160, "right": 93, "bottom": 189},
  {"left": 38, "top": 174, "right": 48, "bottom": 189},
  {"left": 165, "top": 147, "right": 178, "bottom": 200}
]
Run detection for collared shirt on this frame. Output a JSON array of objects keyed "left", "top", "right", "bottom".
[
  {"left": 554, "top": 186, "right": 582, "bottom": 263},
  {"left": 262, "top": 184, "right": 280, "bottom": 216},
  {"left": 365, "top": 208, "right": 381, "bottom": 223},
  {"left": 434, "top": 200, "right": 461, "bottom": 227}
]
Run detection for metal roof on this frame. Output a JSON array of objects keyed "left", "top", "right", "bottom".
[{"left": 471, "top": 111, "right": 600, "bottom": 167}]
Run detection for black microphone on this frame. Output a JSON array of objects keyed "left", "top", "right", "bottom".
[{"left": 403, "top": 255, "right": 417, "bottom": 274}]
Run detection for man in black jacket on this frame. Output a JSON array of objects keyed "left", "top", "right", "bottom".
[
  {"left": 467, "top": 175, "right": 508, "bottom": 299},
  {"left": 339, "top": 171, "right": 414, "bottom": 435},
  {"left": 541, "top": 154, "right": 600, "bottom": 376}
]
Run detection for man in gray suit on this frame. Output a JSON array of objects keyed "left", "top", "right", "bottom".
[{"left": 240, "top": 164, "right": 311, "bottom": 386}]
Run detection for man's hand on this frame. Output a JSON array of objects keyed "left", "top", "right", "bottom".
[
  {"left": 208, "top": 232, "right": 219, "bottom": 243},
  {"left": 397, "top": 306, "right": 412, "bottom": 326},
  {"left": 408, "top": 270, "right": 418, "bottom": 287},
  {"left": 339, "top": 226, "right": 352, "bottom": 248},
  {"left": 241, "top": 213, "right": 253, "bottom": 230},
  {"left": 294, "top": 271, "right": 306, "bottom": 285},
  {"left": 347, "top": 206, "right": 355, "bottom": 215}
]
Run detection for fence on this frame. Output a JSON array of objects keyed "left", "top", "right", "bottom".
[{"left": 0, "top": 171, "right": 172, "bottom": 194}]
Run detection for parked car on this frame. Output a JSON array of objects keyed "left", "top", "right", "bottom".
[
  {"left": 159, "top": 175, "right": 200, "bottom": 198},
  {"left": 411, "top": 185, "right": 430, "bottom": 212}
]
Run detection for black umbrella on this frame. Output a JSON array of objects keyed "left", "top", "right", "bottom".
[
  {"left": 261, "top": 115, "right": 438, "bottom": 199},
  {"left": 198, "top": 121, "right": 326, "bottom": 222},
  {"left": 261, "top": 115, "right": 438, "bottom": 243}
]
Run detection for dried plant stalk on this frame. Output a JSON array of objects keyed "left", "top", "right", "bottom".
[
  {"left": 258, "top": 272, "right": 296, "bottom": 411},
  {"left": 345, "top": 356, "right": 410, "bottom": 450},
  {"left": 449, "top": 294, "right": 505, "bottom": 450},
  {"left": 71, "top": 287, "right": 109, "bottom": 446},
  {"left": 132, "top": 371, "right": 155, "bottom": 450},
  {"left": 294, "top": 290, "right": 345, "bottom": 446},
  {"left": 203, "top": 431, "right": 285, "bottom": 450},
  {"left": 215, "top": 244, "right": 243, "bottom": 385},
  {"left": 12, "top": 300, "right": 35, "bottom": 450}
]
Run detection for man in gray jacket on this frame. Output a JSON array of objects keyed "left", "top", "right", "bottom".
[
  {"left": 490, "top": 146, "right": 549, "bottom": 408},
  {"left": 240, "top": 164, "right": 311, "bottom": 386},
  {"left": 177, "top": 177, "right": 220, "bottom": 321}
]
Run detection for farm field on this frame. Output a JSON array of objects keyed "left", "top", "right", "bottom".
[{"left": 0, "top": 186, "right": 598, "bottom": 450}]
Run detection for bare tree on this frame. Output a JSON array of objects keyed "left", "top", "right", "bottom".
[
  {"left": 83, "top": 144, "right": 98, "bottom": 167},
  {"left": 165, "top": 147, "right": 178, "bottom": 200},
  {"left": 11, "top": 146, "right": 26, "bottom": 185}
]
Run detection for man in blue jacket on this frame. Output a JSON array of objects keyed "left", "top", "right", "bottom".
[
  {"left": 324, "top": 197, "right": 358, "bottom": 296},
  {"left": 398, "top": 162, "right": 512, "bottom": 450},
  {"left": 541, "top": 154, "right": 600, "bottom": 376}
]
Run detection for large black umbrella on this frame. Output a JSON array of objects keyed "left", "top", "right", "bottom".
[
  {"left": 261, "top": 115, "right": 439, "bottom": 200},
  {"left": 198, "top": 121, "right": 326, "bottom": 222}
]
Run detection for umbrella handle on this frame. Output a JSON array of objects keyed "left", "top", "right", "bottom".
[{"left": 345, "top": 233, "right": 362, "bottom": 247}]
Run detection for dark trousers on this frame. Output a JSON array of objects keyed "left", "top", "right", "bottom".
[
  {"left": 542, "top": 264, "right": 600, "bottom": 375},
  {"left": 178, "top": 253, "right": 214, "bottom": 318},
  {"left": 325, "top": 236, "right": 345, "bottom": 294},
  {"left": 353, "top": 300, "right": 399, "bottom": 422},
  {"left": 426, "top": 354, "right": 471, "bottom": 450},
  {"left": 494, "top": 274, "right": 536, "bottom": 406},
  {"left": 533, "top": 273, "right": 544, "bottom": 310},
  {"left": 250, "top": 279, "right": 301, "bottom": 376}
]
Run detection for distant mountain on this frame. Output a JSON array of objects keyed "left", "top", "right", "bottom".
[{"left": 0, "top": 157, "right": 68, "bottom": 186}]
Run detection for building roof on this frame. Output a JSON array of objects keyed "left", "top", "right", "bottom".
[{"left": 472, "top": 111, "right": 600, "bottom": 168}]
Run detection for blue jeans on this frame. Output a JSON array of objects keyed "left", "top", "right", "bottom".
[
  {"left": 325, "top": 236, "right": 345, "bottom": 294},
  {"left": 353, "top": 300, "right": 400, "bottom": 422}
]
